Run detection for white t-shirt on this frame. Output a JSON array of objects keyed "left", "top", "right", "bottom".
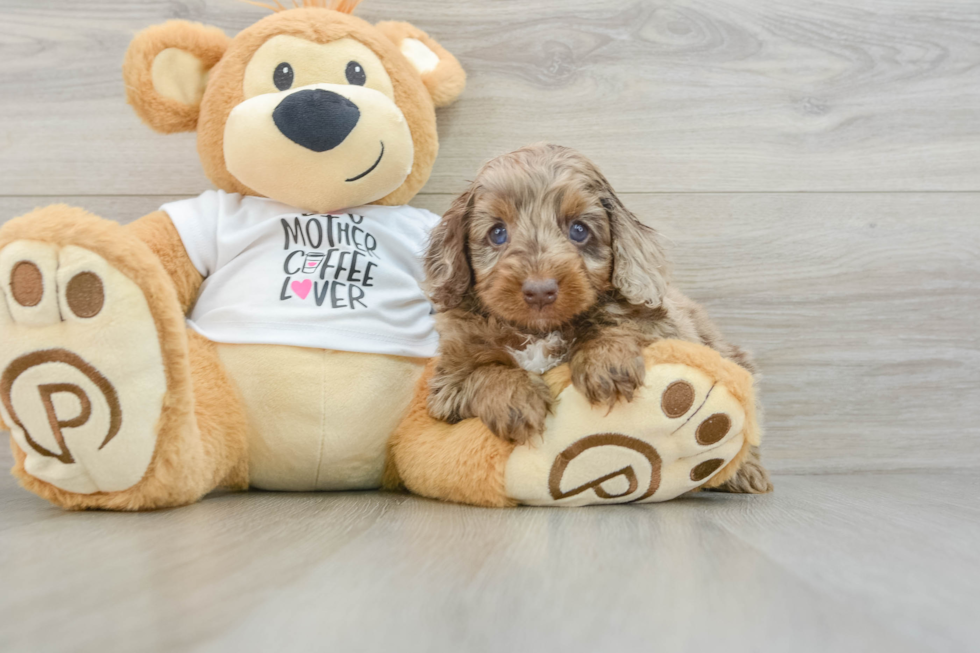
[{"left": 161, "top": 191, "right": 440, "bottom": 358}]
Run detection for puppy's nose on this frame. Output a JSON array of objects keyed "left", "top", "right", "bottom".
[
  {"left": 522, "top": 278, "right": 559, "bottom": 309},
  {"left": 273, "top": 89, "right": 360, "bottom": 152}
]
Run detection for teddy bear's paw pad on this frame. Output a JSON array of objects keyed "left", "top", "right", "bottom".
[
  {"left": 504, "top": 363, "right": 746, "bottom": 506},
  {"left": 0, "top": 241, "right": 166, "bottom": 494}
]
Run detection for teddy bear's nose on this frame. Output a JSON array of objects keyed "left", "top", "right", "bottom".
[{"left": 273, "top": 89, "right": 360, "bottom": 153}]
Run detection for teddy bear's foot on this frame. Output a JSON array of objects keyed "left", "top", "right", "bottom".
[
  {"left": 0, "top": 238, "right": 168, "bottom": 495},
  {"left": 505, "top": 341, "right": 758, "bottom": 506},
  {"left": 0, "top": 206, "right": 229, "bottom": 510}
]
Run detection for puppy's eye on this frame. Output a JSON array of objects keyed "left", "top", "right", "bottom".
[
  {"left": 274, "top": 63, "right": 294, "bottom": 91},
  {"left": 568, "top": 221, "right": 590, "bottom": 243},
  {"left": 346, "top": 61, "right": 367, "bottom": 86},
  {"left": 488, "top": 224, "right": 508, "bottom": 246}
]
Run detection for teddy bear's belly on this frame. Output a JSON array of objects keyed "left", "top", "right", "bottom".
[{"left": 215, "top": 343, "right": 426, "bottom": 491}]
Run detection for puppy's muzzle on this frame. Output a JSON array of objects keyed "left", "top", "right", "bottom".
[
  {"left": 273, "top": 89, "right": 360, "bottom": 153},
  {"left": 522, "top": 278, "right": 559, "bottom": 309}
]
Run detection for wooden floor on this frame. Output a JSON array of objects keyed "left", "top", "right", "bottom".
[
  {"left": 1, "top": 1, "right": 979, "bottom": 651},
  {"left": 1, "top": 446, "right": 977, "bottom": 653}
]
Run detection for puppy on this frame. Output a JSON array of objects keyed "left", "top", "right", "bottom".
[{"left": 424, "top": 143, "right": 771, "bottom": 494}]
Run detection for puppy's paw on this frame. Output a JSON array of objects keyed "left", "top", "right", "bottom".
[
  {"left": 472, "top": 370, "right": 553, "bottom": 445},
  {"left": 427, "top": 372, "right": 468, "bottom": 424},
  {"left": 571, "top": 340, "right": 646, "bottom": 408},
  {"left": 708, "top": 448, "right": 773, "bottom": 494}
]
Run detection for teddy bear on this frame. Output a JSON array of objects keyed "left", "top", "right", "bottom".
[{"left": 0, "top": 0, "right": 762, "bottom": 510}]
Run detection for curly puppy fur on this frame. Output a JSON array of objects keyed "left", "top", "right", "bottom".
[{"left": 424, "top": 143, "right": 771, "bottom": 494}]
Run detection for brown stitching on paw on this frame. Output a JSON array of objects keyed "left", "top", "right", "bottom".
[
  {"left": 690, "top": 458, "right": 724, "bottom": 482},
  {"left": 671, "top": 383, "right": 715, "bottom": 436},
  {"left": 548, "top": 433, "right": 661, "bottom": 502},
  {"left": 696, "top": 413, "right": 731, "bottom": 446},
  {"left": 10, "top": 261, "right": 43, "bottom": 307},
  {"left": 1, "top": 349, "right": 123, "bottom": 462},
  {"left": 65, "top": 272, "right": 104, "bottom": 318},
  {"left": 661, "top": 380, "right": 695, "bottom": 418},
  {"left": 37, "top": 383, "right": 92, "bottom": 464},
  {"left": 590, "top": 467, "right": 639, "bottom": 498}
]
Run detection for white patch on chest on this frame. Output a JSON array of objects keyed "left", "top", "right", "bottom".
[{"left": 507, "top": 332, "right": 568, "bottom": 375}]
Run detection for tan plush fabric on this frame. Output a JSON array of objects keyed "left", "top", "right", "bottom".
[
  {"left": 123, "top": 21, "right": 230, "bottom": 133},
  {"left": 222, "top": 81, "right": 414, "bottom": 212},
  {"left": 1, "top": 242, "right": 167, "bottom": 494},
  {"left": 127, "top": 211, "right": 204, "bottom": 313},
  {"left": 374, "top": 21, "right": 466, "bottom": 108},
  {"left": 151, "top": 48, "right": 211, "bottom": 106},
  {"left": 1, "top": 206, "right": 248, "bottom": 510},
  {"left": 217, "top": 343, "right": 424, "bottom": 491},
  {"left": 195, "top": 8, "right": 446, "bottom": 208},
  {"left": 636, "top": 340, "right": 760, "bottom": 489},
  {"left": 505, "top": 362, "right": 747, "bottom": 506},
  {"left": 545, "top": 338, "right": 760, "bottom": 491}
]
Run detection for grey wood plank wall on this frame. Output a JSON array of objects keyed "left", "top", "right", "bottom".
[{"left": 0, "top": 1, "right": 978, "bottom": 473}]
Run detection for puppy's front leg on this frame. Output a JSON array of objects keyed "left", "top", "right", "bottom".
[
  {"left": 570, "top": 328, "right": 648, "bottom": 408},
  {"left": 429, "top": 364, "right": 554, "bottom": 444}
]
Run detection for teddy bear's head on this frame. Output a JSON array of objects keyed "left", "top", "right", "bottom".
[{"left": 123, "top": 0, "right": 465, "bottom": 212}]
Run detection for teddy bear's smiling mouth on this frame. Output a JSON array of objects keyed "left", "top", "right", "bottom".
[{"left": 346, "top": 141, "right": 385, "bottom": 182}]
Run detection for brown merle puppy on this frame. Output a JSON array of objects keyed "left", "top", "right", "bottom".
[{"left": 424, "top": 143, "right": 771, "bottom": 494}]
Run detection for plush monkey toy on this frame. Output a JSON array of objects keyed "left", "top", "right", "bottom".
[{"left": 0, "top": 0, "right": 761, "bottom": 510}]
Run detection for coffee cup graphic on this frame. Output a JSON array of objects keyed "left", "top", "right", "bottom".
[{"left": 302, "top": 252, "right": 325, "bottom": 275}]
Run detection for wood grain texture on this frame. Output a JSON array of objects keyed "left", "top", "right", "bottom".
[
  {"left": 1, "top": 0, "right": 979, "bottom": 195},
  {"left": 0, "top": 445, "right": 976, "bottom": 653},
  {"left": 3, "top": 193, "right": 977, "bottom": 473}
]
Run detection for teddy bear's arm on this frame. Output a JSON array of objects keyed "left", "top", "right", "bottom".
[{"left": 126, "top": 211, "right": 204, "bottom": 314}]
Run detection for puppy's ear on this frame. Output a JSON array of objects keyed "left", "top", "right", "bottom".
[
  {"left": 375, "top": 21, "right": 466, "bottom": 108},
  {"left": 603, "top": 193, "right": 670, "bottom": 308},
  {"left": 425, "top": 188, "right": 475, "bottom": 311},
  {"left": 123, "top": 20, "right": 229, "bottom": 133}
]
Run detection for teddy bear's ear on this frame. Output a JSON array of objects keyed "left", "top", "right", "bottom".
[
  {"left": 123, "top": 20, "right": 230, "bottom": 134},
  {"left": 375, "top": 21, "right": 466, "bottom": 108}
]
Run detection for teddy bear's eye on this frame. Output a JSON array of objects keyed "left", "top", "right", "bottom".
[
  {"left": 274, "top": 63, "right": 294, "bottom": 91},
  {"left": 345, "top": 61, "right": 366, "bottom": 86}
]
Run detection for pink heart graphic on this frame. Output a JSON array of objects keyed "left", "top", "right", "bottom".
[{"left": 291, "top": 279, "right": 312, "bottom": 299}]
